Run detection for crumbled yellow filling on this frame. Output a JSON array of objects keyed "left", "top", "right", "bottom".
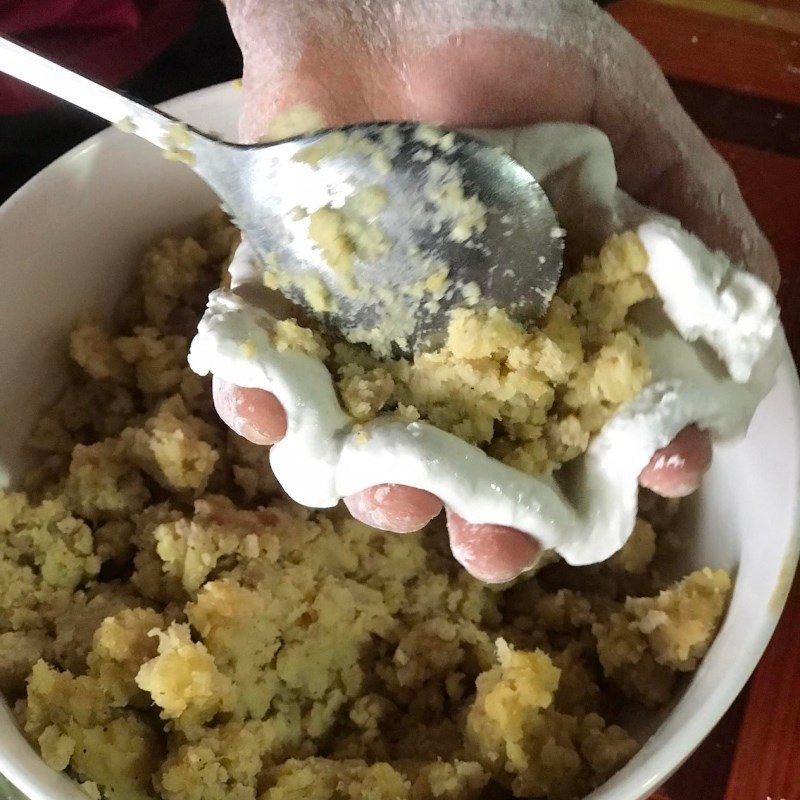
[
  {"left": 135, "top": 623, "right": 234, "bottom": 730},
  {"left": 465, "top": 640, "right": 638, "bottom": 799},
  {"left": 0, "top": 213, "right": 730, "bottom": 800},
  {"left": 263, "top": 265, "right": 338, "bottom": 314},
  {"left": 307, "top": 206, "right": 358, "bottom": 277},
  {"left": 332, "top": 231, "right": 655, "bottom": 474},
  {"left": 425, "top": 160, "right": 488, "bottom": 243},
  {"left": 261, "top": 105, "right": 324, "bottom": 144},
  {"left": 292, "top": 131, "right": 348, "bottom": 167},
  {"left": 306, "top": 187, "right": 391, "bottom": 281},
  {"left": 270, "top": 319, "right": 329, "bottom": 360},
  {"left": 592, "top": 569, "right": 731, "bottom": 706},
  {"left": 162, "top": 123, "right": 195, "bottom": 167}
]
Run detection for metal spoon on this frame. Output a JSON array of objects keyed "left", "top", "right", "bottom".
[{"left": 0, "top": 37, "right": 563, "bottom": 356}]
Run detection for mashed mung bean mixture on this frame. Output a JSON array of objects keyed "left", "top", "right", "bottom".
[
  {"left": 0, "top": 211, "right": 730, "bottom": 800},
  {"left": 319, "top": 230, "right": 654, "bottom": 476}
]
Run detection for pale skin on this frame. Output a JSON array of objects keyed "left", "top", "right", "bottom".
[{"left": 212, "top": 0, "right": 777, "bottom": 583}]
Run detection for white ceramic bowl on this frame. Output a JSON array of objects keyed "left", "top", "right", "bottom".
[{"left": 1, "top": 83, "right": 798, "bottom": 800}]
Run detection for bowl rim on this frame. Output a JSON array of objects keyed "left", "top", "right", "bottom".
[
  {"left": 589, "top": 331, "right": 800, "bottom": 799},
  {"left": 0, "top": 81, "right": 799, "bottom": 800}
]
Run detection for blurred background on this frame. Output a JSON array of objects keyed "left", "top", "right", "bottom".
[
  {"left": 0, "top": 1, "right": 797, "bottom": 799},
  {"left": 0, "top": 0, "right": 241, "bottom": 200},
  {"left": 0, "top": 0, "right": 632, "bottom": 202}
]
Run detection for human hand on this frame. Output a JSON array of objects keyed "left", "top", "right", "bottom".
[{"left": 213, "top": 0, "right": 772, "bottom": 582}]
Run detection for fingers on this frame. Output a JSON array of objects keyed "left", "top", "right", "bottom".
[
  {"left": 212, "top": 375, "right": 288, "bottom": 445},
  {"left": 638, "top": 424, "right": 712, "bottom": 498},
  {"left": 212, "top": 371, "right": 709, "bottom": 568},
  {"left": 344, "top": 423, "right": 712, "bottom": 571},
  {"left": 345, "top": 488, "right": 541, "bottom": 584},
  {"left": 444, "top": 423, "right": 712, "bottom": 581},
  {"left": 344, "top": 484, "right": 443, "bottom": 533},
  {"left": 446, "top": 509, "right": 542, "bottom": 584},
  {"left": 213, "top": 375, "right": 444, "bottom": 533}
]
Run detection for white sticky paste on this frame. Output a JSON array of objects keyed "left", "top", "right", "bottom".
[{"left": 189, "top": 123, "right": 780, "bottom": 566}]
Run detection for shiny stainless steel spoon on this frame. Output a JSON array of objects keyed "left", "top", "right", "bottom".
[{"left": 0, "top": 37, "right": 563, "bottom": 355}]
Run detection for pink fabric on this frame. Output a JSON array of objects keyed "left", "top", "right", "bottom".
[
  {"left": 0, "top": 0, "right": 197, "bottom": 114},
  {"left": 0, "top": 0, "right": 140, "bottom": 35}
]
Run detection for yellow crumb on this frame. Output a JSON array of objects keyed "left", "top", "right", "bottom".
[
  {"left": 307, "top": 206, "right": 356, "bottom": 276},
  {"left": 353, "top": 426, "right": 371, "bottom": 445},
  {"left": 135, "top": 622, "right": 233, "bottom": 729},
  {"left": 293, "top": 131, "right": 347, "bottom": 166},
  {"left": 424, "top": 269, "right": 449, "bottom": 293},
  {"left": 307, "top": 187, "right": 391, "bottom": 280},
  {"left": 425, "top": 160, "right": 488, "bottom": 243},
  {"left": 115, "top": 117, "right": 136, "bottom": 134},
  {"left": 458, "top": 281, "right": 481, "bottom": 306},
  {"left": 271, "top": 319, "right": 329, "bottom": 359},
  {"left": 262, "top": 105, "right": 325, "bottom": 144},
  {"left": 239, "top": 339, "right": 257, "bottom": 359}
]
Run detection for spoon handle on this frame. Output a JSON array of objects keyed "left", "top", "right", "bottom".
[{"left": 0, "top": 37, "right": 198, "bottom": 152}]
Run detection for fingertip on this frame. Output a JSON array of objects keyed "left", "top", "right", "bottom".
[
  {"left": 446, "top": 509, "right": 542, "bottom": 584},
  {"left": 344, "top": 484, "right": 443, "bottom": 533},
  {"left": 639, "top": 424, "right": 712, "bottom": 498},
  {"left": 212, "top": 375, "right": 288, "bottom": 445}
]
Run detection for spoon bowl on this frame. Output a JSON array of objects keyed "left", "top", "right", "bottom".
[
  {"left": 0, "top": 37, "right": 563, "bottom": 355},
  {"left": 196, "top": 122, "right": 564, "bottom": 354}
]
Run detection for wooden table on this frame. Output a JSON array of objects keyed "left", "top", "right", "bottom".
[{"left": 610, "top": 2, "right": 800, "bottom": 798}]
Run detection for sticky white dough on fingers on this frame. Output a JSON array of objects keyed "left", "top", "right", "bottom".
[{"left": 189, "top": 122, "right": 781, "bottom": 566}]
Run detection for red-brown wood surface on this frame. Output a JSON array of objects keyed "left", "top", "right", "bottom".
[
  {"left": 714, "top": 140, "right": 800, "bottom": 357},
  {"left": 612, "top": 0, "right": 800, "bottom": 105},
  {"left": 611, "top": 2, "right": 800, "bottom": 798},
  {"left": 726, "top": 579, "right": 800, "bottom": 800}
]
